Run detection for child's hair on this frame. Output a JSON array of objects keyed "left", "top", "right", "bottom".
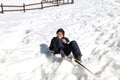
[{"left": 56, "top": 28, "right": 65, "bottom": 36}]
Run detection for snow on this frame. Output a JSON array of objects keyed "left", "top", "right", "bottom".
[{"left": 0, "top": 0, "right": 120, "bottom": 80}]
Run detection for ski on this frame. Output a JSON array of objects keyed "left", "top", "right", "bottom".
[{"left": 75, "top": 60, "right": 95, "bottom": 75}]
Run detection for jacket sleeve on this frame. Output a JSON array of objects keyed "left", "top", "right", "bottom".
[{"left": 49, "top": 38, "right": 54, "bottom": 50}]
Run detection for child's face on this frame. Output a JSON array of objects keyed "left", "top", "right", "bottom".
[{"left": 57, "top": 32, "right": 64, "bottom": 39}]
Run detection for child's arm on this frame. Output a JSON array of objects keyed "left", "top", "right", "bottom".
[{"left": 62, "top": 37, "right": 69, "bottom": 44}]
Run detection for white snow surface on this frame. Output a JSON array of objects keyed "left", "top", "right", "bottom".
[{"left": 0, "top": 0, "right": 120, "bottom": 80}]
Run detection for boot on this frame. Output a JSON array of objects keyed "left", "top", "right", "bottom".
[{"left": 75, "top": 56, "right": 82, "bottom": 62}]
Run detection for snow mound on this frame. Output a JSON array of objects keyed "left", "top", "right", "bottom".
[{"left": 0, "top": 0, "right": 120, "bottom": 80}]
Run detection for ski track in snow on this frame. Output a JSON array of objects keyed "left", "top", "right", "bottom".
[{"left": 0, "top": 0, "right": 120, "bottom": 80}]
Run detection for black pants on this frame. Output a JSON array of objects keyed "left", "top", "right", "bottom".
[{"left": 51, "top": 37, "right": 82, "bottom": 59}]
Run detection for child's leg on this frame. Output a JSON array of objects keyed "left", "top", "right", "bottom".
[
  {"left": 63, "top": 46, "right": 71, "bottom": 56},
  {"left": 69, "top": 41, "right": 82, "bottom": 59}
]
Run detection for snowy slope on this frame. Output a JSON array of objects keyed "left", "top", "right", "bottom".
[{"left": 0, "top": 0, "right": 120, "bottom": 80}]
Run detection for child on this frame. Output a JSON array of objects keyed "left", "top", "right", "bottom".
[{"left": 49, "top": 28, "right": 82, "bottom": 61}]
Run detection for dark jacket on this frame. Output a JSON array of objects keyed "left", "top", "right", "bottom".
[{"left": 49, "top": 37, "right": 69, "bottom": 54}]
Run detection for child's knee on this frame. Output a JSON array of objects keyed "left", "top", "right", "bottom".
[
  {"left": 71, "top": 40, "right": 77, "bottom": 44},
  {"left": 53, "top": 37, "right": 61, "bottom": 41}
]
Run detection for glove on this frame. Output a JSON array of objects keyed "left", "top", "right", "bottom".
[{"left": 59, "top": 50, "right": 66, "bottom": 58}]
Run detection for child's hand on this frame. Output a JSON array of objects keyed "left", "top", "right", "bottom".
[{"left": 62, "top": 39, "right": 67, "bottom": 44}]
